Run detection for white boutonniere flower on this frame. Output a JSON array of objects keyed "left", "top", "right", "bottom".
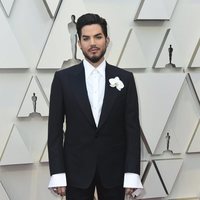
[{"left": 109, "top": 76, "right": 124, "bottom": 91}]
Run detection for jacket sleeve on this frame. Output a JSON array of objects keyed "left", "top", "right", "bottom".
[
  {"left": 124, "top": 72, "right": 141, "bottom": 175},
  {"left": 48, "top": 72, "right": 65, "bottom": 175}
]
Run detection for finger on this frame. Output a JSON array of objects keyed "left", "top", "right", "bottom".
[
  {"left": 57, "top": 187, "right": 66, "bottom": 196},
  {"left": 125, "top": 188, "right": 130, "bottom": 194},
  {"left": 52, "top": 187, "right": 58, "bottom": 194},
  {"left": 61, "top": 187, "right": 66, "bottom": 196},
  {"left": 125, "top": 188, "right": 134, "bottom": 195}
]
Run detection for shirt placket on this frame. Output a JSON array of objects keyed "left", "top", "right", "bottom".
[{"left": 92, "top": 70, "right": 100, "bottom": 126}]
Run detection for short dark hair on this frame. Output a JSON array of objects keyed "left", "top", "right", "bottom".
[{"left": 76, "top": 13, "right": 108, "bottom": 39}]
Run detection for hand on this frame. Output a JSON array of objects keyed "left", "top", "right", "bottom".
[
  {"left": 52, "top": 186, "right": 66, "bottom": 196},
  {"left": 125, "top": 188, "right": 135, "bottom": 196}
]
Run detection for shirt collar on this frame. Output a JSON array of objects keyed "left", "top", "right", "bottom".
[{"left": 83, "top": 59, "right": 106, "bottom": 79}]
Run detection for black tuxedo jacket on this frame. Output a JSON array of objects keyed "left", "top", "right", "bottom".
[{"left": 48, "top": 62, "right": 140, "bottom": 188}]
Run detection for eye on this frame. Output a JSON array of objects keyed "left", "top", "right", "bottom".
[
  {"left": 96, "top": 35, "right": 102, "bottom": 39},
  {"left": 82, "top": 37, "right": 89, "bottom": 41}
]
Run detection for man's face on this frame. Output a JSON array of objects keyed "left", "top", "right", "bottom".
[{"left": 78, "top": 24, "right": 109, "bottom": 65}]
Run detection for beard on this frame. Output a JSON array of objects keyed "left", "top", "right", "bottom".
[{"left": 82, "top": 47, "right": 106, "bottom": 63}]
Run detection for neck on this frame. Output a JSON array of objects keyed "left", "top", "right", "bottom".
[{"left": 85, "top": 57, "right": 105, "bottom": 68}]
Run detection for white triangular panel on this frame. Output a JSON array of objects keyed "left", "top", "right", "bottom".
[
  {"left": 135, "top": 0, "right": 178, "bottom": 20},
  {"left": 18, "top": 118, "right": 48, "bottom": 162},
  {"left": 0, "top": 74, "right": 31, "bottom": 156},
  {"left": 17, "top": 76, "right": 49, "bottom": 117},
  {"left": 40, "top": 144, "right": 48, "bottom": 163},
  {"left": 0, "top": 0, "right": 15, "bottom": 16},
  {"left": 0, "top": 125, "right": 33, "bottom": 166},
  {"left": 162, "top": 0, "right": 178, "bottom": 19},
  {"left": 160, "top": 79, "right": 200, "bottom": 155},
  {"left": 0, "top": 11, "right": 28, "bottom": 68},
  {"left": 155, "top": 29, "right": 184, "bottom": 68},
  {"left": 141, "top": 138, "right": 150, "bottom": 161},
  {"left": 43, "top": 0, "right": 62, "bottom": 18},
  {"left": 190, "top": 73, "right": 200, "bottom": 101},
  {"left": 135, "top": 73, "right": 186, "bottom": 153},
  {"left": 118, "top": 29, "right": 148, "bottom": 68},
  {"left": 37, "top": 0, "right": 86, "bottom": 69},
  {"left": 155, "top": 159, "right": 183, "bottom": 194},
  {"left": 0, "top": 0, "right": 14, "bottom": 16},
  {"left": 138, "top": 162, "right": 167, "bottom": 199},
  {"left": 190, "top": 39, "right": 200, "bottom": 68},
  {"left": 140, "top": 161, "right": 148, "bottom": 177},
  {"left": 0, "top": 124, "right": 12, "bottom": 160},
  {"left": 0, "top": 182, "right": 9, "bottom": 200},
  {"left": 37, "top": 74, "right": 54, "bottom": 102},
  {"left": 187, "top": 120, "right": 200, "bottom": 153}
]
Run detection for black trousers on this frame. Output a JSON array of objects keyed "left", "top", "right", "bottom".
[{"left": 66, "top": 171, "right": 125, "bottom": 200}]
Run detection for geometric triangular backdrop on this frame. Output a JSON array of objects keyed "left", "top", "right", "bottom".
[
  {"left": 0, "top": 11, "right": 28, "bottom": 68},
  {"left": 37, "top": 0, "right": 86, "bottom": 69},
  {"left": 17, "top": 118, "right": 48, "bottom": 162},
  {"left": 40, "top": 144, "right": 48, "bottom": 163},
  {"left": 140, "top": 160, "right": 149, "bottom": 178},
  {"left": 17, "top": 76, "right": 49, "bottom": 117},
  {"left": 0, "top": 0, "right": 15, "bottom": 16},
  {"left": 118, "top": 29, "right": 148, "bottom": 68},
  {"left": 187, "top": 120, "right": 200, "bottom": 154},
  {"left": 154, "top": 128, "right": 181, "bottom": 155},
  {"left": 141, "top": 138, "right": 150, "bottom": 161},
  {"left": 190, "top": 38, "right": 200, "bottom": 68},
  {"left": 135, "top": 73, "right": 186, "bottom": 154},
  {"left": 0, "top": 181, "right": 10, "bottom": 200},
  {"left": 37, "top": 74, "right": 54, "bottom": 102},
  {"left": 135, "top": 0, "right": 178, "bottom": 20},
  {"left": 154, "top": 29, "right": 184, "bottom": 68},
  {"left": 159, "top": 79, "right": 200, "bottom": 155},
  {"left": 0, "top": 125, "right": 33, "bottom": 166},
  {"left": 138, "top": 161, "right": 167, "bottom": 199},
  {"left": 154, "top": 159, "right": 183, "bottom": 194},
  {"left": 43, "top": 0, "right": 62, "bottom": 18},
  {"left": 189, "top": 73, "right": 200, "bottom": 102}
]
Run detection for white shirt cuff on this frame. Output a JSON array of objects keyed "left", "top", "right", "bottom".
[
  {"left": 48, "top": 173, "right": 67, "bottom": 188},
  {"left": 123, "top": 173, "right": 143, "bottom": 196}
]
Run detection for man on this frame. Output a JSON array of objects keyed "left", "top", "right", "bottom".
[{"left": 48, "top": 13, "right": 143, "bottom": 200}]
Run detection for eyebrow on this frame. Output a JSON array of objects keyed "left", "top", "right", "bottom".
[{"left": 82, "top": 33, "right": 103, "bottom": 38}]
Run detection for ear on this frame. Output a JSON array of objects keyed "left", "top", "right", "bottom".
[
  {"left": 78, "top": 40, "right": 82, "bottom": 49},
  {"left": 106, "top": 37, "right": 110, "bottom": 46}
]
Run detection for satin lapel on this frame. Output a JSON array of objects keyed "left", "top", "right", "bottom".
[
  {"left": 98, "top": 64, "right": 119, "bottom": 129},
  {"left": 71, "top": 63, "right": 96, "bottom": 128}
]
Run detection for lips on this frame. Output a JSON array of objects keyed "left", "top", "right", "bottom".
[{"left": 89, "top": 47, "right": 99, "bottom": 53}]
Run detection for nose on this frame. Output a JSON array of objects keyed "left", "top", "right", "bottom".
[{"left": 90, "top": 38, "right": 96, "bottom": 46}]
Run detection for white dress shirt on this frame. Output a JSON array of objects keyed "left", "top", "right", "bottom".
[
  {"left": 84, "top": 59, "right": 105, "bottom": 127},
  {"left": 48, "top": 59, "right": 143, "bottom": 196}
]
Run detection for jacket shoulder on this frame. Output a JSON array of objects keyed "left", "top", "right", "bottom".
[
  {"left": 107, "top": 63, "right": 133, "bottom": 77},
  {"left": 55, "top": 62, "right": 83, "bottom": 77}
]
